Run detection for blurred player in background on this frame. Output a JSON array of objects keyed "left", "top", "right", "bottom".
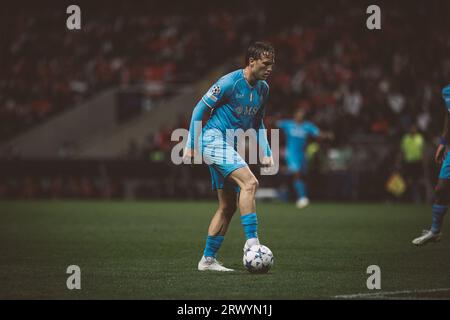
[
  {"left": 412, "top": 85, "right": 450, "bottom": 246},
  {"left": 277, "top": 108, "right": 333, "bottom": 209},
  {"left": 183, "top": 42, "right": 275, "bottom": 271}
]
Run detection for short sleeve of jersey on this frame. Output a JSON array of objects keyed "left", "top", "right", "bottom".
[
  {"left": 201, "top": 76, "right": 234, "bottom": 109},
  {"left": 305, "top": 122, "right": 320, "bottom": 137}
]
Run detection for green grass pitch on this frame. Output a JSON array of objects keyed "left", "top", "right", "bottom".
[{"left": 1, "top": 200, "right": 450, "bottom": 299}]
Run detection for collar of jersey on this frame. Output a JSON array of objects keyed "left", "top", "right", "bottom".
[{"left": 241, "top": 69, "right": 257, "bottom": 89}]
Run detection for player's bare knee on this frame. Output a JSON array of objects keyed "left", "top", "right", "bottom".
[
  {"left": 253, "top": 178, "right": 260, "bottom": 190},
  {"left": 243, "top": 177, "right": 259, "bottom": 194},
  {"left": 218, "top": 204, "right": 237, "bottom": 217}
]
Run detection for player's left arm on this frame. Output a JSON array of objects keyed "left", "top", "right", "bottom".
[
  {"left": 258, "top": 118, "right": 274, "bottom": 167},
  {"left": 436, "top": 108, "right": 449, "bottom": 164},
  {"left": 256, "top": 84, "right": 273, "bottom": 167},
  {"left": 443, "top": 112, "right": 450, "bottom": 141},
  {"left": 436, "top": 86, "right": 450, "bottom": 164}
]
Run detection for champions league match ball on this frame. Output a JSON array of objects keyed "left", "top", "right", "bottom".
[{"left": 243, "top": 245, "right": 274, "bottom": 273}]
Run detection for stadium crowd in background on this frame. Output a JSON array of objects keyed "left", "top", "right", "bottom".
[
  {"left": 1, "top": 1, "right": 449, "bottom": 201},
  {"left": 0, "top": 2, "right": 267, "bottom": 141}
]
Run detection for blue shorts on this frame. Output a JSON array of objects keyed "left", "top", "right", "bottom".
[
  {"left": 201, "top": 129, "right": 247, "bottom": 192},
  {"left": 439, "top": 151, "right": 450, "bottom": 179},
  {"left": 286, "top": 157, "right": 308, "bottom": 175}
]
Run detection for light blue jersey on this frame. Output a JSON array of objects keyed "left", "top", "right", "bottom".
[
  {"left": 277, "top": 120, "right": 320, "bottom": 173},
  {"left": 439, "top": 85, "right": 450, "bottom": 179},
  {"left": 443, "top": 85, "right": 450, "bottom": 112},
  {"left": 202, "top": 69, "right": 269, "bottom": 138},
  {"left": 189, "top": 69, "right": 271, "bottom": 191}
]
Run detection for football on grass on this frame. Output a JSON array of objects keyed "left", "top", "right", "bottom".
[{"left": 243, "top": 244, "right": 274, "bottom": 273}]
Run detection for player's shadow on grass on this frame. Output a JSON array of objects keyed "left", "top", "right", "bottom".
[{"left": 196, "top": 267, "right": 275, "bottom": 276}]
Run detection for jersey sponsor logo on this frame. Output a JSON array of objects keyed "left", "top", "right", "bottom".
[
  {"left": 247, "top": 106, "right": 258, "bottom": 116},
  {"left": 235, "top": 106, "right": 258, "bottom": 116}
]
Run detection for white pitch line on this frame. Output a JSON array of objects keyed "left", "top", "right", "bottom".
[{"left": 334, "top": 288, "right": 450, "bottom": 299}]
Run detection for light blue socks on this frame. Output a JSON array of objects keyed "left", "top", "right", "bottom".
[
  {"left": 431, "top": 204, "right": 447, "bottom": 234},
  {"left": 203, "top": 235, "right": 224, "bottom": 258},
  {"left": 240, "top": 212, "right": 258, "bottom": 240},
  {"left": 294, "top": 179, "right": 307, "bottom": 199}
]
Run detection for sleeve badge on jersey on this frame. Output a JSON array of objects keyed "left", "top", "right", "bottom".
[
  {"left": 206, "top": 84, "right": 221, "bottom": 101},
  {"left": 211, "top": 85, "right": 221, "bottom": 96}
]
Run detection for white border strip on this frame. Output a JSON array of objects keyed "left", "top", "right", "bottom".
[{"left": 334, "top": 288, "right": 450, "bottom": 299}]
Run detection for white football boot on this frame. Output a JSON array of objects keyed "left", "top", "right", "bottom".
[
  {"left": 197, "top": 256, "right": 234, "bottom": 272},
  {"left": 296, "top": 197, "right": 310, "bottom": 209},
  {"left": 412, "top": 230, "right": 442, "bottom": 246}
]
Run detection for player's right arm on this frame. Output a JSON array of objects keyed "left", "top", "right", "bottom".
[
  {"left": 183, "top": 99, "right": 209, "bottom": 159},
  {"left": 183, "top": 76, "right": 233, "bottom": 160}
]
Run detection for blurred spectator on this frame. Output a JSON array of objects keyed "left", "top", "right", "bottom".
[{"left": 401, "top": 124, "right": 425, "bottom": 202}]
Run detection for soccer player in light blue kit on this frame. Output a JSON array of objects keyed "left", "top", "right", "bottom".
[
  {"left": 277, "top": 108, "right": 332, "bottom": 209},
  {"left": 412, "top": 85, "right": 450, "bottom": 245},
  {"left": 183, "top": 42, "right": 275, "bottom": 271}
]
